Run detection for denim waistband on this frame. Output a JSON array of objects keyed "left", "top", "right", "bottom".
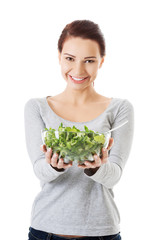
[{"left": 29, "top": 227, "right": 120, "bottom": 240}]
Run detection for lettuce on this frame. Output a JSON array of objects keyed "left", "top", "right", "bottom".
[{"left": 43, "top": 122, "right": 105, "bottom": 163}]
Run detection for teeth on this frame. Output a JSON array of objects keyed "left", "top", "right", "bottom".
[{"left": 71, "top": 76, "right": 86, "bottom": 81}]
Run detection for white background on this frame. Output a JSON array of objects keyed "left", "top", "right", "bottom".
[{"left": 0, "top": 0, "right": 160, "bottom": 239}]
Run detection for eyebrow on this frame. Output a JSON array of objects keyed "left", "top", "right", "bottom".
[{"left": 64, "top": 53, "right": 97, "bottom": 59}]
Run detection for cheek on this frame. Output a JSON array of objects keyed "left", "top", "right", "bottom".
[
  {"left": 61, "top": 62, "right": 71, "bottom": 73},
  {"left": 87, "top": 64, "right": 99, "bottom": 76}
]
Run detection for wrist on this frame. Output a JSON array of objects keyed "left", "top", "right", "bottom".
[
  {"left": 84, "top": 166, "right": 100, "bottom": 176},
  {"left": 50, "top": 164, "right": 65, "bottom": 172}
]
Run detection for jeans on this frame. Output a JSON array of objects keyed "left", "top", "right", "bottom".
[{"left": 28, "top": 227, "right": 121, "bottom": 240}]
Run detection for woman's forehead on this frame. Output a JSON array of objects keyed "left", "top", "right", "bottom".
[{"left": 62, "top": 37, "right": 100, "bottom": 57}]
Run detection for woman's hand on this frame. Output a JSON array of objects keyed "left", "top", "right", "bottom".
[
  {"left": 40, "top": 144, "right": 73, "bottom": 171},
  {"left": 78, "top": 138, "right": 114, "bottom": 171}
]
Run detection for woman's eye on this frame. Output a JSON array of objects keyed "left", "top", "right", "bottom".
[
  {"left": 65, "top": 58, "right": 94, "bottom": 63},
  {"left": 85, "top": 60, "right": 95, "bottom": 63},
  {"left": 66, "top": 57, "right": 74, "bottom": 61}
]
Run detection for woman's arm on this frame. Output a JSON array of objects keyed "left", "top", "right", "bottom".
[
  {"left": 84, "top": 99, "right": 134, "bottom": 188},
  {"left": 24, "top": 98, "right": 68, "bottom": 184}
]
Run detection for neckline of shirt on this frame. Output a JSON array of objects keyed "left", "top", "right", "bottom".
[{"left": 44, "top": 96, "right": 116, "bottom": 125}]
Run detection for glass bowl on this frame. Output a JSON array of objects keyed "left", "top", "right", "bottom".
[{"left": 41, "top": 129, "right": 111, "bottom": 165}]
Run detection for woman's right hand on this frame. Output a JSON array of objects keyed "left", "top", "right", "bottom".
[{"left": 40, "top": 144, "right": 73, "bottom": 171}]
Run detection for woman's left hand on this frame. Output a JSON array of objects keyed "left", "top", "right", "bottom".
[{"left": 78, "top": 137, "right": 114, "bottom": 169}]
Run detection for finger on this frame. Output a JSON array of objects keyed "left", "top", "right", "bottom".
[
  {"left": 66, "top": 161, "right": 73, "bottom": 168},
  {"left": 101, "top": 157, "right": 108, "bottom": 164},
  {"left": 84, "top": 161, "right": 94, "bottom": 168},
  {"left": 98, "top": 149, "right": 108, "bottom": 164},
  {"left": 102, "top": 147, "right": 108, "bottom": 157},
  {"left": 79, "top": 159, "right": 99, "bottom": 169},
  {"left": 43, "top": 144, "right": 47, "bottom": 152},
  {"left": 78, "top": 164, "right": 86, "bottom": 169},
  {"left": 93, "top": 155, "right": 101, "bottom": 166},
  {"left": 78, "top": 161, "right": 90, "bottom": 168},
  {"left": 57, "top": 158, "right": 64, "bottom": 169},
  {"left": 63, "top": 160, "right": 73, "bottom": 169},
  {"left": 78, "top": 162, "right": 89, "bottom": 169},
  {"left": 45, "top": 148, "right": 52, "bottom": 164},
  {"left": 107, "top": 138, "right": 114, "bottom": 150},
  {"left": 51, "top": 152, "right": 59, "bottom": 167},
  {"left": 40, "top": 144, "right": 47, "bottom": 152},
  {"left": 54, "top": 158, "right": 72, "bottom": 169}
]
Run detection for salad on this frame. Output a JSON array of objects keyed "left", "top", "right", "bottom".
[{"left": 41, "top": 122, "right": 108, "bottom": 164}]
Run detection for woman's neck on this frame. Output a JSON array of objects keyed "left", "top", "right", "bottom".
[{"left": 61, "top": 86, "right": 99, "bottom": 106}]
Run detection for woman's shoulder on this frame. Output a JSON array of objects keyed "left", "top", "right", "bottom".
[
  {"left": 117, "top": 97, "right": 134, "bottom": 110},
  {"left": 25, "top": 96, "right": 46, "bottom": 105},
  {"left": 111, "top": 97, "right": 134, "bottom": 123},
  {"left": 24, "top": 97, "right": 47, "bottom": 114},
  {"left": 106, "top": 97, "right": 134, "bottom": 120},
  {"left": 111, "top": 96, "right": 134, "bottom": 108},
  {"left": 95, "top": 94, "right": 133, "bottom": 106}
]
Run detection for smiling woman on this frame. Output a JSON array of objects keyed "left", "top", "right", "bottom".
[
  {"left": 58, "top": 37, "right": 104, "bottom": 88},
  {"left": 25, "top": 19, "right": 134, "bottom": 240},
  {"left": 57, "top": 20, "right": 105, "bottom": 91}
]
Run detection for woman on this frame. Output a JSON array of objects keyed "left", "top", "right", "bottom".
[{"left": 24, "top": 20, "right": 134, "bottom": 240}]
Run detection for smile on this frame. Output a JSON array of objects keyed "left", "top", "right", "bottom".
[
  {"left": 69, "top": 75, "right": 89, "bottom": 84},
  {"left": 70, "top": 75, "right": 88, "bottom": 81}
]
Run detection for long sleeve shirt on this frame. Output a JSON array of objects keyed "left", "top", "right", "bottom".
[{"left": 24, "top": 96, "right": 134, "bottom": 236}]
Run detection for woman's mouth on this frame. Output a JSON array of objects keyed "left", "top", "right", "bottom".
[{"left": 69, "top": 75, "right": 89, "bottom": 84}]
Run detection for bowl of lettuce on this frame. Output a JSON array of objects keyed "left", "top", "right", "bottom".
[{"left": 41, "top": 123, "right": 111, "bottom": 164}]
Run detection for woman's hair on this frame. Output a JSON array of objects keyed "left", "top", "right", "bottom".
[{"left": 58, "top": 20, "right": 106, "bottom": 58}]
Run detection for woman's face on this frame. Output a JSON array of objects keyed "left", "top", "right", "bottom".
[{"left": 58, "top": 37, "right": 105, "bottom": 88}]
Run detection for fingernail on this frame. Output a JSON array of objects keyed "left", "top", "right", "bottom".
[{"left": 48, "top": 148, "right": 52, "bottom": 152}]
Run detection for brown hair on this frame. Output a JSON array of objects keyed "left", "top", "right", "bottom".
[{"left": 58, "top": 20, "right": 106, "bottom": 58}]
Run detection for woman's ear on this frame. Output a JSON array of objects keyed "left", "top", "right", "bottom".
[{"left": 99, "top": 56, "right": 105, "bottom": 69}]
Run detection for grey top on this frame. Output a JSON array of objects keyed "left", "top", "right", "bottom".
[{"left": 24, "top": 96, "right": 134, "bottom": 236}]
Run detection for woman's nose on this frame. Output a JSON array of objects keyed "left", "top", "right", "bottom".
[{"left": 74, "top": 62, "right": 85, "bottom": 75}]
